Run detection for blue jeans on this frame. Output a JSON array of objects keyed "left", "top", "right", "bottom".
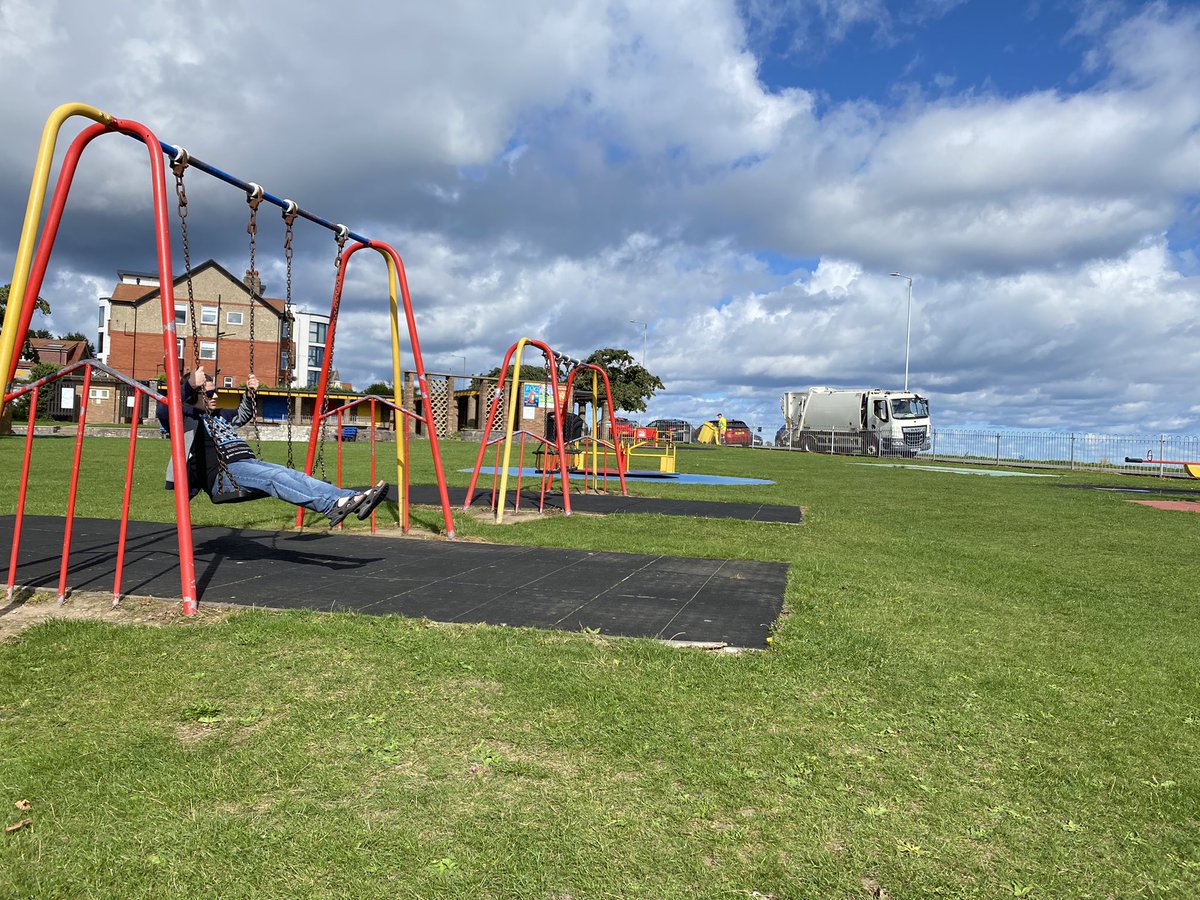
[{"left": 222, "top": 459, "right": 358, "bottom": 516}]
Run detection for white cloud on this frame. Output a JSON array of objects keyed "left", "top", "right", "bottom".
[{"left": 2, "top": 0, "right": 1200, "bottom": 438}]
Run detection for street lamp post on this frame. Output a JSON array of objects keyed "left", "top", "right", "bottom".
[
  {"left": 889, "top": 273, "right": 913, "bottom": 391},
  {"left": 450, "top": 355, "right": 467, "bottom": 377},
  {"left": 629, "top": 320, "right": 647, "bottom": 368},
  {"left": 213, "top": 330, "right": 229, "bottom": 385}
]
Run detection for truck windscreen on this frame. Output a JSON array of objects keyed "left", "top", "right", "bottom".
[{"left": 890, "top": 398, "right": 929, "bottom": 419}]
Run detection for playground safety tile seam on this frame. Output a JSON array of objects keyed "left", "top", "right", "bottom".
[{"left": 1, "top": 516, "right": 789, "bottom": 648}]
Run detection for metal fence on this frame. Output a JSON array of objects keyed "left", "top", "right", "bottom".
[{"left": 757, "top": 425, "right": 1200, "bottom": 478}]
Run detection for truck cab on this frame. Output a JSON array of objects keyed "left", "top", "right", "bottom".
[{"left": 865, "top": 392, "right": 931, "bottom": 455}]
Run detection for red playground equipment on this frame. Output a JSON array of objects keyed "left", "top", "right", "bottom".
[
  {"left": 464, "top": 339, "right": 574, "bottom": 523},
  {"left": 464, "top": 342, "right": 628, "bottom": 523},
  {"left": 1, "top": 102, "right": 456, "bottom": 614},
  {"left": 553, "top": 357, "right": 629, "bottom": 492}
]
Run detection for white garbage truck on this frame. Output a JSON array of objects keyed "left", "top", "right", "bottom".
[{"left": 780, "top": 387, "right": 932, "bottom": 456}]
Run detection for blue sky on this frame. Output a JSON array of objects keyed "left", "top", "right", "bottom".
[
  {"left": 1, "top": 0, "right": 1199, "bottom": 435},
  {"left": 751, "top": 1, "right": 1103, "bottom": 103}
]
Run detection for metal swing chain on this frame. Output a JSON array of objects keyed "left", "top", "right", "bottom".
[
  {"left": 171, "top": 151, "right": 201, "bottom": 371},
  {"left": 174, "top": 151, "right": 247, "bottom": 497},
  {"left": 315, "top": 226, "right": 349, "bottom": 483},
  {"left": 282, "top": 201, "right": 298, "bottom": 469},
  {"left": 245, "top": 184, "right": 265, "bottom": 458}
]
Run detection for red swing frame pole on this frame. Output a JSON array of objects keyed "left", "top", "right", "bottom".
[
  {"left": 9, "top": 118, "right": 198, "bottom": 612},
  {"left": 56, "top": 365, "right": 94, "bottom": 603},
  {"left": 5, "top": 387, "right": 38, "bottom": 602},
  {"left": 113, "top": 117, "right": 200, "bottom": 613},
  {"left": 113, "top": 386, "right": 149, "bottom": 605},
  {"left": 465, "top": 341, "right": 520, "bottom": 508},
  {"left": 378, "top": 243, "right": 456, "bottom": 536},
  {"left": 297, "top": 242, "right": 457, "bottom": 538}
]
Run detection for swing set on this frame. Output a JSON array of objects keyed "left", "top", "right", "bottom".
[
  {"left": 1, "top": 102, "right": 457, "bottom": 614},
  {"left": 464, "top": 339, "right": 627, "bottom": 523}
]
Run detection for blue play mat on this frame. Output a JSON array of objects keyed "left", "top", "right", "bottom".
[{"left": 462, "top": 467, "right": 774, "bottom": 486}]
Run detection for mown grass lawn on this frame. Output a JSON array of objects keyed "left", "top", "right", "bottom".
[{"left": 1, "top": 435, "right": 1198, "bottom": 898}]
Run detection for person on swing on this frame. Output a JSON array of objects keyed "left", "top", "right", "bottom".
[{"left": 157, "top": 366, "right": 387, "bottom": 527}]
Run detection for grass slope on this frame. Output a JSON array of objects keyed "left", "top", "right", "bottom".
[{"left": 1, "top": 436, "right": 1197, "bottom": 897}]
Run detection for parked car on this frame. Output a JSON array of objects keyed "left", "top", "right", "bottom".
[
  {"left": 646, "top": 418, "right": 693, "bottom": 443},
  {"left": 697, "top": 418, "right": 752, "bottom": 446}
]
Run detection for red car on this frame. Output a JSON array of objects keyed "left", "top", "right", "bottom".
[{"left": 706, "top": 418, "right": 752, "bottom": 446}]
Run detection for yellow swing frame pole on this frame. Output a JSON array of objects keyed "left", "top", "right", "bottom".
[
  {"left": 494, "top": 338, "right": 531, "bottom": 523},
  {"left": 382, "top": 252, "right": 406, "bottom": 506},
  {"left": 1, "top": 103, "right": 112, "bottom": 395}
]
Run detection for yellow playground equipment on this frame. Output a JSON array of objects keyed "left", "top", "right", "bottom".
[{"left": 620, "top": 426, "right": 677, "bottom": 474}]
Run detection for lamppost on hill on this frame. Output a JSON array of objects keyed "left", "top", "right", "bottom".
[
  {"left": 889, "top": 273, "right": 914, "bottom": 391},
  {"left": 629, "top": 320, "right": 647, "bottom": 368}
]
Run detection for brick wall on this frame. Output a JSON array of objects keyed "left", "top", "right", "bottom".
[{"left": 105, "top": 265, "right": 289, "bottom": 387}]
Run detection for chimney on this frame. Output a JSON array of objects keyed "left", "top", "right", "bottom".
[{"left": 244, "top": 269, "right": 262, "bottom": 296}]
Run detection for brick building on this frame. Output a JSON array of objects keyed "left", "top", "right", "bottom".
[
  {"left": 13, "top": 337, "right": 88, "bottom": 380},
  {"left": 98, "top": 261, "right": 293, "bottom": 388}
]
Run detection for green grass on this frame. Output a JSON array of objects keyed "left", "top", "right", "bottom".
[{"left": 2, "top": 436, "right": 1198, "bottom": 897}]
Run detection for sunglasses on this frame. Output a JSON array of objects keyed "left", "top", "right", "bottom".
[{"left": 205, "top": 389, "right": 218, "bottom": 398}]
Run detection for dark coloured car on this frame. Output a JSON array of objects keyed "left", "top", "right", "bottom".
[{"left": 646, "top": 418, "right": 693, "bottom": 443}]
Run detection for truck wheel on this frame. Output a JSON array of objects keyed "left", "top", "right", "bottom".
[
  {"left": 801, "top": 435, "right": 818, "bottom": 453},
  {"left": 864, "top": 437, "right": 879, "bottom": 456}
]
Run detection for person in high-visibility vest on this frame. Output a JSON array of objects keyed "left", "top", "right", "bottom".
[{"left": 717, "top": 413, "right": 727, "bottom": 444}]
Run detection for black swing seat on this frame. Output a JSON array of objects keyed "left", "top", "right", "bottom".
[
  {"left": 206, "top": 462, "right": 270, "bottom": 504},
  {"left": 208, "top": 485, "right": 271, "bottom": 504}
]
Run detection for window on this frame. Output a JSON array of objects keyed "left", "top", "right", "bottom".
[
  {"left": 226, "top": 311, "right": 244, "bottom": 326},
  {"left": 97, "top": 333, "right": 104, "bottom": 353},
  {"left": 89, "top": 388, "right": 110, "bottom": 400},
  {"left": 307, "top": 370, "right": 321, "bottom": 388},
  {"left": 98, "top": 307, "right": 106, "bottom": 326},
  {"left": 175, "top": 304, "right": 187, "bottom": 325},
  {"left": 281, "top": 321, "right": 291, "bottom": 339},
  {"left": 199, "top": 341, "right": 217, "bottom": 360},
  {"left": 308, "top": 346, "right": 325, "bottom": 368},
  {"left": 177, "top": 339, "right": 185, "bottom": 358},
  {"left": 308, "top": 321, "right": 327, "bottom": 344},
  {"left": 200, "top": 306, "right": 218, "bottom": 325},
  {"left": 280, "top": 351, "right": 290, "bottom": 371},
  {"left": 223, "top": 376, "right": 234, "bottom": 388},
  {"left": 890, "top": 397, "right": 930, "bottom": 419}
]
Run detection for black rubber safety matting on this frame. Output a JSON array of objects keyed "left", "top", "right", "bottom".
[
  {"left": 1, "top": 516, "right": 788, "bottom": 647},
  {"left": 401, "top": 485, "right": 803, "bottom": 524}
]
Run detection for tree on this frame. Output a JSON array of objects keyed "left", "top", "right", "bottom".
[
  {"left": 473, "top": 363, "right": 549, "bottom": 392},
  {"left": 0, "top": 283, "right": 52, "bottom": 364},
  {"left": 583, "top": 348, "right": 663, "bottom": 415},
  {"left": 362, "top": 381, "right": 393, "bottom": 396},
  {"left": 8, "top": 361, "right": 59, "bottom": 421}
]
